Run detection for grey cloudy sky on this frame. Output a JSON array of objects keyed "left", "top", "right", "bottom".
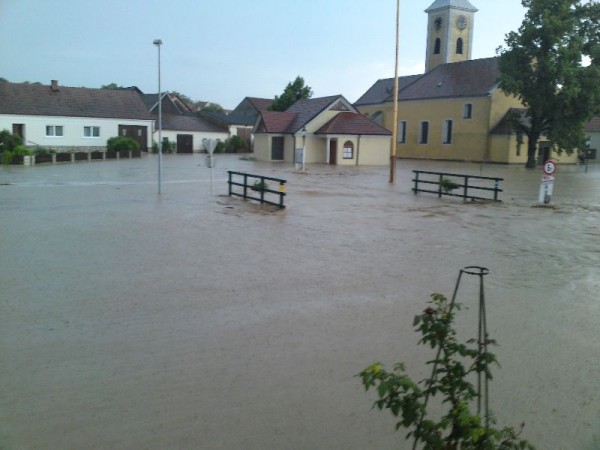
[{"left": 0, "top": 0, "right": 527, "bottom": 109}]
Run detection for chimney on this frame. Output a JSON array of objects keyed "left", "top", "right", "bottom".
[{"left": 51, "top": 80, "right": 59, "bottom": 92}]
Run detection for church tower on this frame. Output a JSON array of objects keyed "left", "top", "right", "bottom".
[{"left": 425, "top": 0, "right": 478, "bottom": 72}]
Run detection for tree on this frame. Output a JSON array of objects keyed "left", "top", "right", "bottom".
[
  {"left": 268, "top": 76, "right": 313, "bottom": 111},
  {"left": 498, "top": 0, "right": 600, "bottom": 168},
  {"left": 202, "top": 103, "right": 225, "bottom": 113},
  {"left": 101, "top": 83, "right": 126, "bottom": 90}
]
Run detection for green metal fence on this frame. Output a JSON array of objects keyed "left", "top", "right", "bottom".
[{"left": 412, "top": 170, "right": 503, "bottom": 202}]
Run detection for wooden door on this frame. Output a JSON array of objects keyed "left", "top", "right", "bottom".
[
  {"left": 177, "top": 134, "right": 193, "bottom": 153},
  {"left": 329, "top": 139, "right": 337, "bottom": 165},
  {"left": 12, "top": 124, "right": 25, "bottom": 141},
  {"left": 118, "top": 125, "right": 148, "bottom": 152},
  {"left": 271, "top": 137, "right": 284, "bottom": 160}
]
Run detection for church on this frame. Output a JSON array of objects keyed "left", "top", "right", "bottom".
[{"left": 354, "top": 0, "right": 579, "bottom": 165}]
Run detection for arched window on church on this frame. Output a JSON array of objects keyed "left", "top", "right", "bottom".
[
  {"left": 456, "top": 38, "right": 464, "bottom": 55},
  {"left": 434, "top": 38, "right": 441, "bottom": 55}
]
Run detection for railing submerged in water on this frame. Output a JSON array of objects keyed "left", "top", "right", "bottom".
[
  {"left": 412, "top": 170, "right": 503, "bottom": 202},
  {"left": 227, "top": 171, "right": 287, "bottom": 209}
]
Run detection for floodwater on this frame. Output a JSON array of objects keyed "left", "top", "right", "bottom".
[{"left": 1, "top": 154, "right": 599, "bottom": 450}]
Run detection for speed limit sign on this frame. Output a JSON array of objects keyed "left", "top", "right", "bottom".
[{"left": 543, "top": 160, "right": 557, "bottom": 175}]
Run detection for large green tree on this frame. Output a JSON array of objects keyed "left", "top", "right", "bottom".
[
  {"left": 498, "top": 0, "right": 600, "bottom": 168},
  {"left": 268, "top": 76, "right": 313, "bottom": 112}
]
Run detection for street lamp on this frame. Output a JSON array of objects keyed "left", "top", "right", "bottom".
[
  {"left": 301, "top": 127, "right": 306, "bottom": 172},
  {"left": 153, "top": 38, "right": 163, "bottom": 194}
]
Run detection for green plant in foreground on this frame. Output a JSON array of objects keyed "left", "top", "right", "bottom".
[
  {"left": 440, "top": 178, "right": 460, "bottom": 193},
  {"left": 358, "top": 294, "right": 536, "bottom": 450},
  {"left": 252, "top": 180, "right": 269, "bottom": 192}
]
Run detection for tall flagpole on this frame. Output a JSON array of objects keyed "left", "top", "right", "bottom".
[{"left": 389, "top": 0, "right": 400, "bottom": 184}]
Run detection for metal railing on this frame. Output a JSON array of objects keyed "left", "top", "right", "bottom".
[
  {"left": 227, "top": 171, "right": 287, "bottom": 209},
  {"left": 412, "top": 170, "right": 503, "bottom": 202}
]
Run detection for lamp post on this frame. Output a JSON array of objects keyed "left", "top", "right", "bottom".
[
  {"left": 153, "top": 39, "right": 163, "bottom": 194},
  {"left": 301, "top": 127, "right": 306, "bottom": 172},
  {"left": 389, "top": 0, "right": 400, "bottom": 184}
]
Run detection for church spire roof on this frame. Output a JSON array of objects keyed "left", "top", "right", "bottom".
[{"left": 425, "top": 0, "right": 478, "bottom": 13}]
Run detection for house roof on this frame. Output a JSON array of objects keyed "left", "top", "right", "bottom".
[
  {"left": 400, "top": 57, "right": 500, "bottom": 101},
  {"left": 355, "top": 57, "right": 501, "bottom": 107},
  {"left": 245, "top": 97, "right": 273, "bottom": 113},
  {"left": 257, "top": 111, "right": 298, "bottom": 133},
  {"left": 354, "top": 75, "right": 423, "bottom": 106},
  {"left": 315, "top": 112, "right": 392, "bottom": 136},
  {"left": 161, "top": 113, "right": 229, "bottom": 133},
  {"left": 425, "top": 0, "right": 478, "bottom": 13},
  {"left": 584, "top": 116, "right": 600, "bottom": 132},
  {"left": 490, "top": 108, "right": 529, "bottom": 135},
  {"left": 286, "top": 95, "right": 354, "bottom": 133},
  {"left": 255, "top": 95, "right": 357, "bottom": 134},
  {"left": 0, "top": 81, "right": 152, "bottom": 120}
]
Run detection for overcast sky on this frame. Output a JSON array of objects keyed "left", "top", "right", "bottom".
[{"left": 0, "top": 0, "right": 527, "bottom": 109}]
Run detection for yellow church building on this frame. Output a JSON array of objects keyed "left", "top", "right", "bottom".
[{"left": 355, "top": 0, "right": 578, "bottom": 165}]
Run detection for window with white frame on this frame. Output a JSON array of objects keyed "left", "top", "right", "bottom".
[
  {"left": 343, "top": 141, "right": 354, "bottom": 159},
  {"left": 443, "top": 120, "right": 453, "bottom": 144},
  {"left": 463, "top": 103, "right": 473, "bottom": 119},
  {"left": 398, "top": 120, "right": 407, "bottom": 143},
  {"left": 84, "top": 126, "right": 100, "bottom": 137},
  {"left": 46, "top": 125, "right": 64, "bottom": 137},
  {"left": 419, "top": 121, "right": 429, "bottom": 144}
]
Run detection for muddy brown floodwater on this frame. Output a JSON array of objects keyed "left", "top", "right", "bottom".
[{"left": 1, "top": 154, "right": 599, "bottom": 450}]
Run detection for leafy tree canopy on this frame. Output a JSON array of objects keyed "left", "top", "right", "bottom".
[
  {"left": 202, "top": 103, "right": 225, "bottom": 113},
  {"left": 268, "top": 76, "right": 313, "bottom": 111},
  {"left": 101, "top": 83, "right": 126, "bottom": 90},
  {"left": 498, "top": 0, "right": 600, "bottom": 167}
]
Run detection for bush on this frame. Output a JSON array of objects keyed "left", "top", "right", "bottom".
[
  {"left": 152, "top": 138, "right": 175, "bottom": 154},
  {"left": 1, "top": 145, "right": 31, "bottom": 165},
  {"left": 107, "top": 136, "right": 140, "bottom": 153},
  {"left": 214, "top": 141, "right": 226, "bottom": 154},
  {"left": 0, "top": 129, "right": 22, "bottom": 154},
  {"left": 32, "top": 148, "right": 54, "bottom": 155},
  {"left": 226, "top": 135, "right": 248, "bottom": 153}
]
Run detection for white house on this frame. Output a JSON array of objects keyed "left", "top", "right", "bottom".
[
  {"left": 141, "top": 93, "right": 229, "bottom": 153},
  {"left": 0, "top": 80, "right": 154, "bottom": 152}
]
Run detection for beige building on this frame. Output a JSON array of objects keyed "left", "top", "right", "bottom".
[
  {"left": 355, "top": 0, "right": 579, "bottom": 165},
  {"left": 253, "top": 95, "right": 391, "bottom": 166}
]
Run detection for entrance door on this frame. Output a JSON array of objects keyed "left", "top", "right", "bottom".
[
  {"left": 272, "top": 136, "right": 284, "bottom": 160},
  {"left": 118, "top": 125, "right": 148, "bottom": 152},
  {"left": 177, "top": 134, "right": 193, "bottom": 153},
  {"left": 329, "top": 139, "right": 337, "bottom": 165},
  {"left": 12, "top": 124, "right": 25, "bottom": 142}
]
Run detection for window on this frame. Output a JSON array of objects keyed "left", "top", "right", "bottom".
[
  {"left": 46, "top": 125, "right": 63, "bottom": 137},
  {"left": 419, "top": 122, "right": 429, "bottom": 144},
  {"left": 398, "top": 120, "right": 407, "bottom": 144},
  {"left": 456, "top": 38, "right": 464, "bottom": 55},
  {"left": 434, "top": 38, "right": 441, "bottom": 55},
  {"left": 343, "top": 141, "right": 354, "bottom": 159},
  {"left": 463, "top": 103, "right": 473, "bottom": 119},
  {"left": 443, "top": 120, "right": 453, "bottom": 144},
  {"left": 84, "top": 126, "right": 100, "bottom": 137}
]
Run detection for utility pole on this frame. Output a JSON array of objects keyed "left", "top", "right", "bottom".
[{"left": 389, "top": 0, "right": 400, "bottom": 184}]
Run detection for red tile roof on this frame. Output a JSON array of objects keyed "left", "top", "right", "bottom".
[
  {"left": 247, "top": 97, "right": 273, "bottom": 112},
  {"left": 256, "top": 111, "right": 298, "bottom": 133},
  {"left": 315, "top": 112, "right": 392, "bottom": 136}
]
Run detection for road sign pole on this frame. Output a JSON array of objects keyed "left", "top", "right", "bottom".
[{"left": 539, "top": 160, "right": 557, "bottom": 204}]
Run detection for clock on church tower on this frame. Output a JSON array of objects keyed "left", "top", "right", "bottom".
[{"left": 424, "top": 0, "right": 478, "bottom": 72}]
